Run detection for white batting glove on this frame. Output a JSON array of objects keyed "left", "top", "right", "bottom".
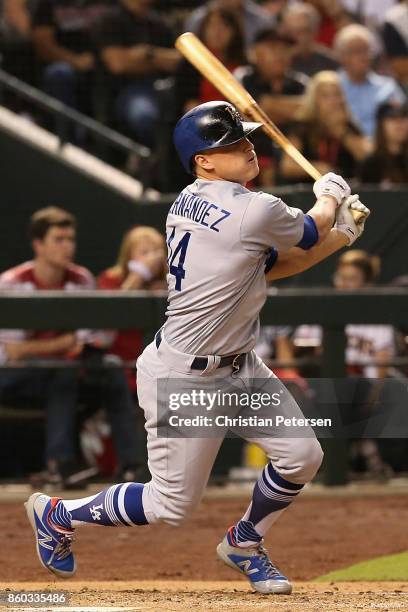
[
  {"left": 334, "top": 194, "right": 370, "bottom": 246},
  {"left": 313, "top": 172, "right": 351, "bottom": 206}
]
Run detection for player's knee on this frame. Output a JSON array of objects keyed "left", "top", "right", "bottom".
[
  {"left": 161, "top": 496, "right": 197, "bottom": 527},
  {"left": 305, "top": 438, "right": 324, "bottom": 480},
  {"left": 278, "top": 437, "right": 324, "bottom": 484},
  {"left": 144, "top": 483, "right": 198, "bottom": 526},
  {"left": 295, "top": 437, "right": 324, "bottom": 482}
]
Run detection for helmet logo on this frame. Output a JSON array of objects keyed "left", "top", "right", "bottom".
[{"left": 225, "top": 105, "right": 241, "bottom": 124}]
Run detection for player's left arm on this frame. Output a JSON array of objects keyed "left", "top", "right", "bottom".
[
  {"left": 266, "top": 195, "right": 370, "bottom": 281},
  {"left": 266, "top": 228, "right": 348, "bottom": 281}
]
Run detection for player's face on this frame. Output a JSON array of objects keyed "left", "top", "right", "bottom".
[
  {"left": 333, "top": 264, "right": 366, "bottom": 290},
  {"left": 195, "top": 138, "right": 259, "bottom": 184},
  {"left": 34, "top": 226, "right": 76, "bottom": 269}
]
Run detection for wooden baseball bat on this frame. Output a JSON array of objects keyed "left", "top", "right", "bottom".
[{"left": 175, "top": 32, "right": 365, "bottom": 223}]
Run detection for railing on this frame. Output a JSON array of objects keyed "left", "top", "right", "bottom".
[
  {"left": 1, "top": 287, "right": 408, "bottom": 378},
  {"left": 1, "top": 287, "right": 408, "bottom": 327},
  {"left": 0, "top": 68, "right": 153, "bottom": 189}
]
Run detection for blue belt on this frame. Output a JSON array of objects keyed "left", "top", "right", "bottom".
[{"left": 155, "top": 329, "right": 245, "bottom": 371}]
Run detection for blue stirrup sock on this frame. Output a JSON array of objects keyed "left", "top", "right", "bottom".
[
  {"left": 49, "top": 483, "right": 148, "bottom": 529},
  {"left": 227, "top": 463, "right": 304, "bottom": 547}
]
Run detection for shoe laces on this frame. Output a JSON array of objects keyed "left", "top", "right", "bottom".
[
  {"left": 48, "top": 533, "right": 75, "bottom": 565},
  {"left": 256, "top": 544, "right": 283, "bottom": 578}
]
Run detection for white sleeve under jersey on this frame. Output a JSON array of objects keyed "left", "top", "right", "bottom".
[{"left": 163, "top": 178, "right": 305, "bottom": 356}]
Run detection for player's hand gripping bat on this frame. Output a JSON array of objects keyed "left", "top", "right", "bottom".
[{"left": 175, "top": 32, "right": 366, "bottom": 223}]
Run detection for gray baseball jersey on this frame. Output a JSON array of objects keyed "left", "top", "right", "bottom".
[{"left": 163, "top": 179, "right": 305, "bottom": 356}]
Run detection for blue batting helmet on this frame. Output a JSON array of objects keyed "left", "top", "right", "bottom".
[{"left": 173, "top": 101, "right": 262, "bottom": 173}]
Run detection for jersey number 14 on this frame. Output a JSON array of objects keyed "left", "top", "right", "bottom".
[{"left": 167, "top": 228, "right": 191, "bottom": 291}]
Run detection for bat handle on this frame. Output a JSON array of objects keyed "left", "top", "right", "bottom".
[{"left": 351, "top": 210, "right": 366, "bottom": 223}]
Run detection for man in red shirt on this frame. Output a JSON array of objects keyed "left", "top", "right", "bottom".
[{"left": 0, "top": 207, "right": 140, "bottom": 486}]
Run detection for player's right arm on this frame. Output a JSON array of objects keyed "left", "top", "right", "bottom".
[
  {"left": 241, "top": 172, "right": 352, "bottom": 255},
  {"left": 266, "top": 195, "right": 370, "bottom": 281}
]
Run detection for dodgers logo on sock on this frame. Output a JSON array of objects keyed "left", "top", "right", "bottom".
[{"left": 90, "top": 504, "right": 104, "bottom": 521}]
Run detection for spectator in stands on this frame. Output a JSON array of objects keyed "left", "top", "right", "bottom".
[
  {"left": 308, "top": 0, "right": 353, "bottom": 48},
  {"left": 0, "top": 0, "right": 35, "bottom": 84},
  {"left": 97, "top": 225, "right": 166, "bottom": 481},
  {"left": 294, "top": 250, "right": 395, "bottom": 479},
  {"left": 236, "top": 29, "right": 308, "bottom": 127},
  {"left": 382, "top": 1, "right": 408, "bottom": 92},
  {"left": 281, "top": 2, "right": 338, "bottom": 76},
  {"left": 389, "top": 274, "right": 408, "bottom": 372},
  {"left": 295, "top": 251, "right": 395, "bottom": 378},
  {"left": 96, "top": 0, "right": 180, "bottom": 148},
  {"left": 342, "top": 0, "right": 397, "bottom": 30},
  {"left": 32, "top": 0, "right": 112, "bottom": 114},
  {"left": 359, "top": 101, "right": 408, "bottom": 185},
  {"left": 0, "top": 207, "right": 140, "bottom": 487},
  {"left": 333, "top": 251, "right": 394, "bottom": 381},
  {"left": 335, "top": 24, "right": 407, "bottom": 138},
  {"left": 255, "top": 325, "right": 305, "bottom": 382},
  {"left": 98, "top": 225, "right": 167, "bottom": 393},
  {"left": 260, "top": 0, "right": 287, "bottom": 20},
  {"left": 185, "top": 0, "right": 275, "bottom": 50},
  {"left": 175, "top": 7, "right": 246, "bottom": 115},
  {"left": 234, "top": 28, "right": 307, "bottom": 185},
  {"left": 280, "top": 70, "right": 371, "bottom": 183}
]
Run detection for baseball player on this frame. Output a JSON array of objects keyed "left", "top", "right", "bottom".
[{"left": 25, "top": 101, "right": 369, "bottom": 595}]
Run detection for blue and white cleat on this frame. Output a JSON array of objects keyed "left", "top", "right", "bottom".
[
  {"left": 216, "top": 534, "right": 292, "bottom": 594},
  {"left": 25, "top": 492, "right": 76, "bottom": 578}
]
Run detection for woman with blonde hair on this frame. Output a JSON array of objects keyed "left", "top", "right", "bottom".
[
  {"left": 280, "top": 70, "right": 372, "bottom": 182},
  {"left": 98, "top": 226, "right": 167, "bottom": 390},
  {"left": 101, "top": 226, "right": 166, "bottom": 291},
  {"left": 96, "top": 226, "right": 167, "bottom": 481}
]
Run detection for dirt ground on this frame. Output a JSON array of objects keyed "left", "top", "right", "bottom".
[
  {"left": 0, "top": 581, "right": 407, "bottom": 611},
  {"left": 0, "top": 492, "right": 408, "bottom": 610}
]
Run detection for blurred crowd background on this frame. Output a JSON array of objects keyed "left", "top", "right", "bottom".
[
  {"left": 0, "top": 0, "right": 407, "bottom": 191},
  {"left": 0, "top": 0, "right": 407, "bottom": 490}
]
